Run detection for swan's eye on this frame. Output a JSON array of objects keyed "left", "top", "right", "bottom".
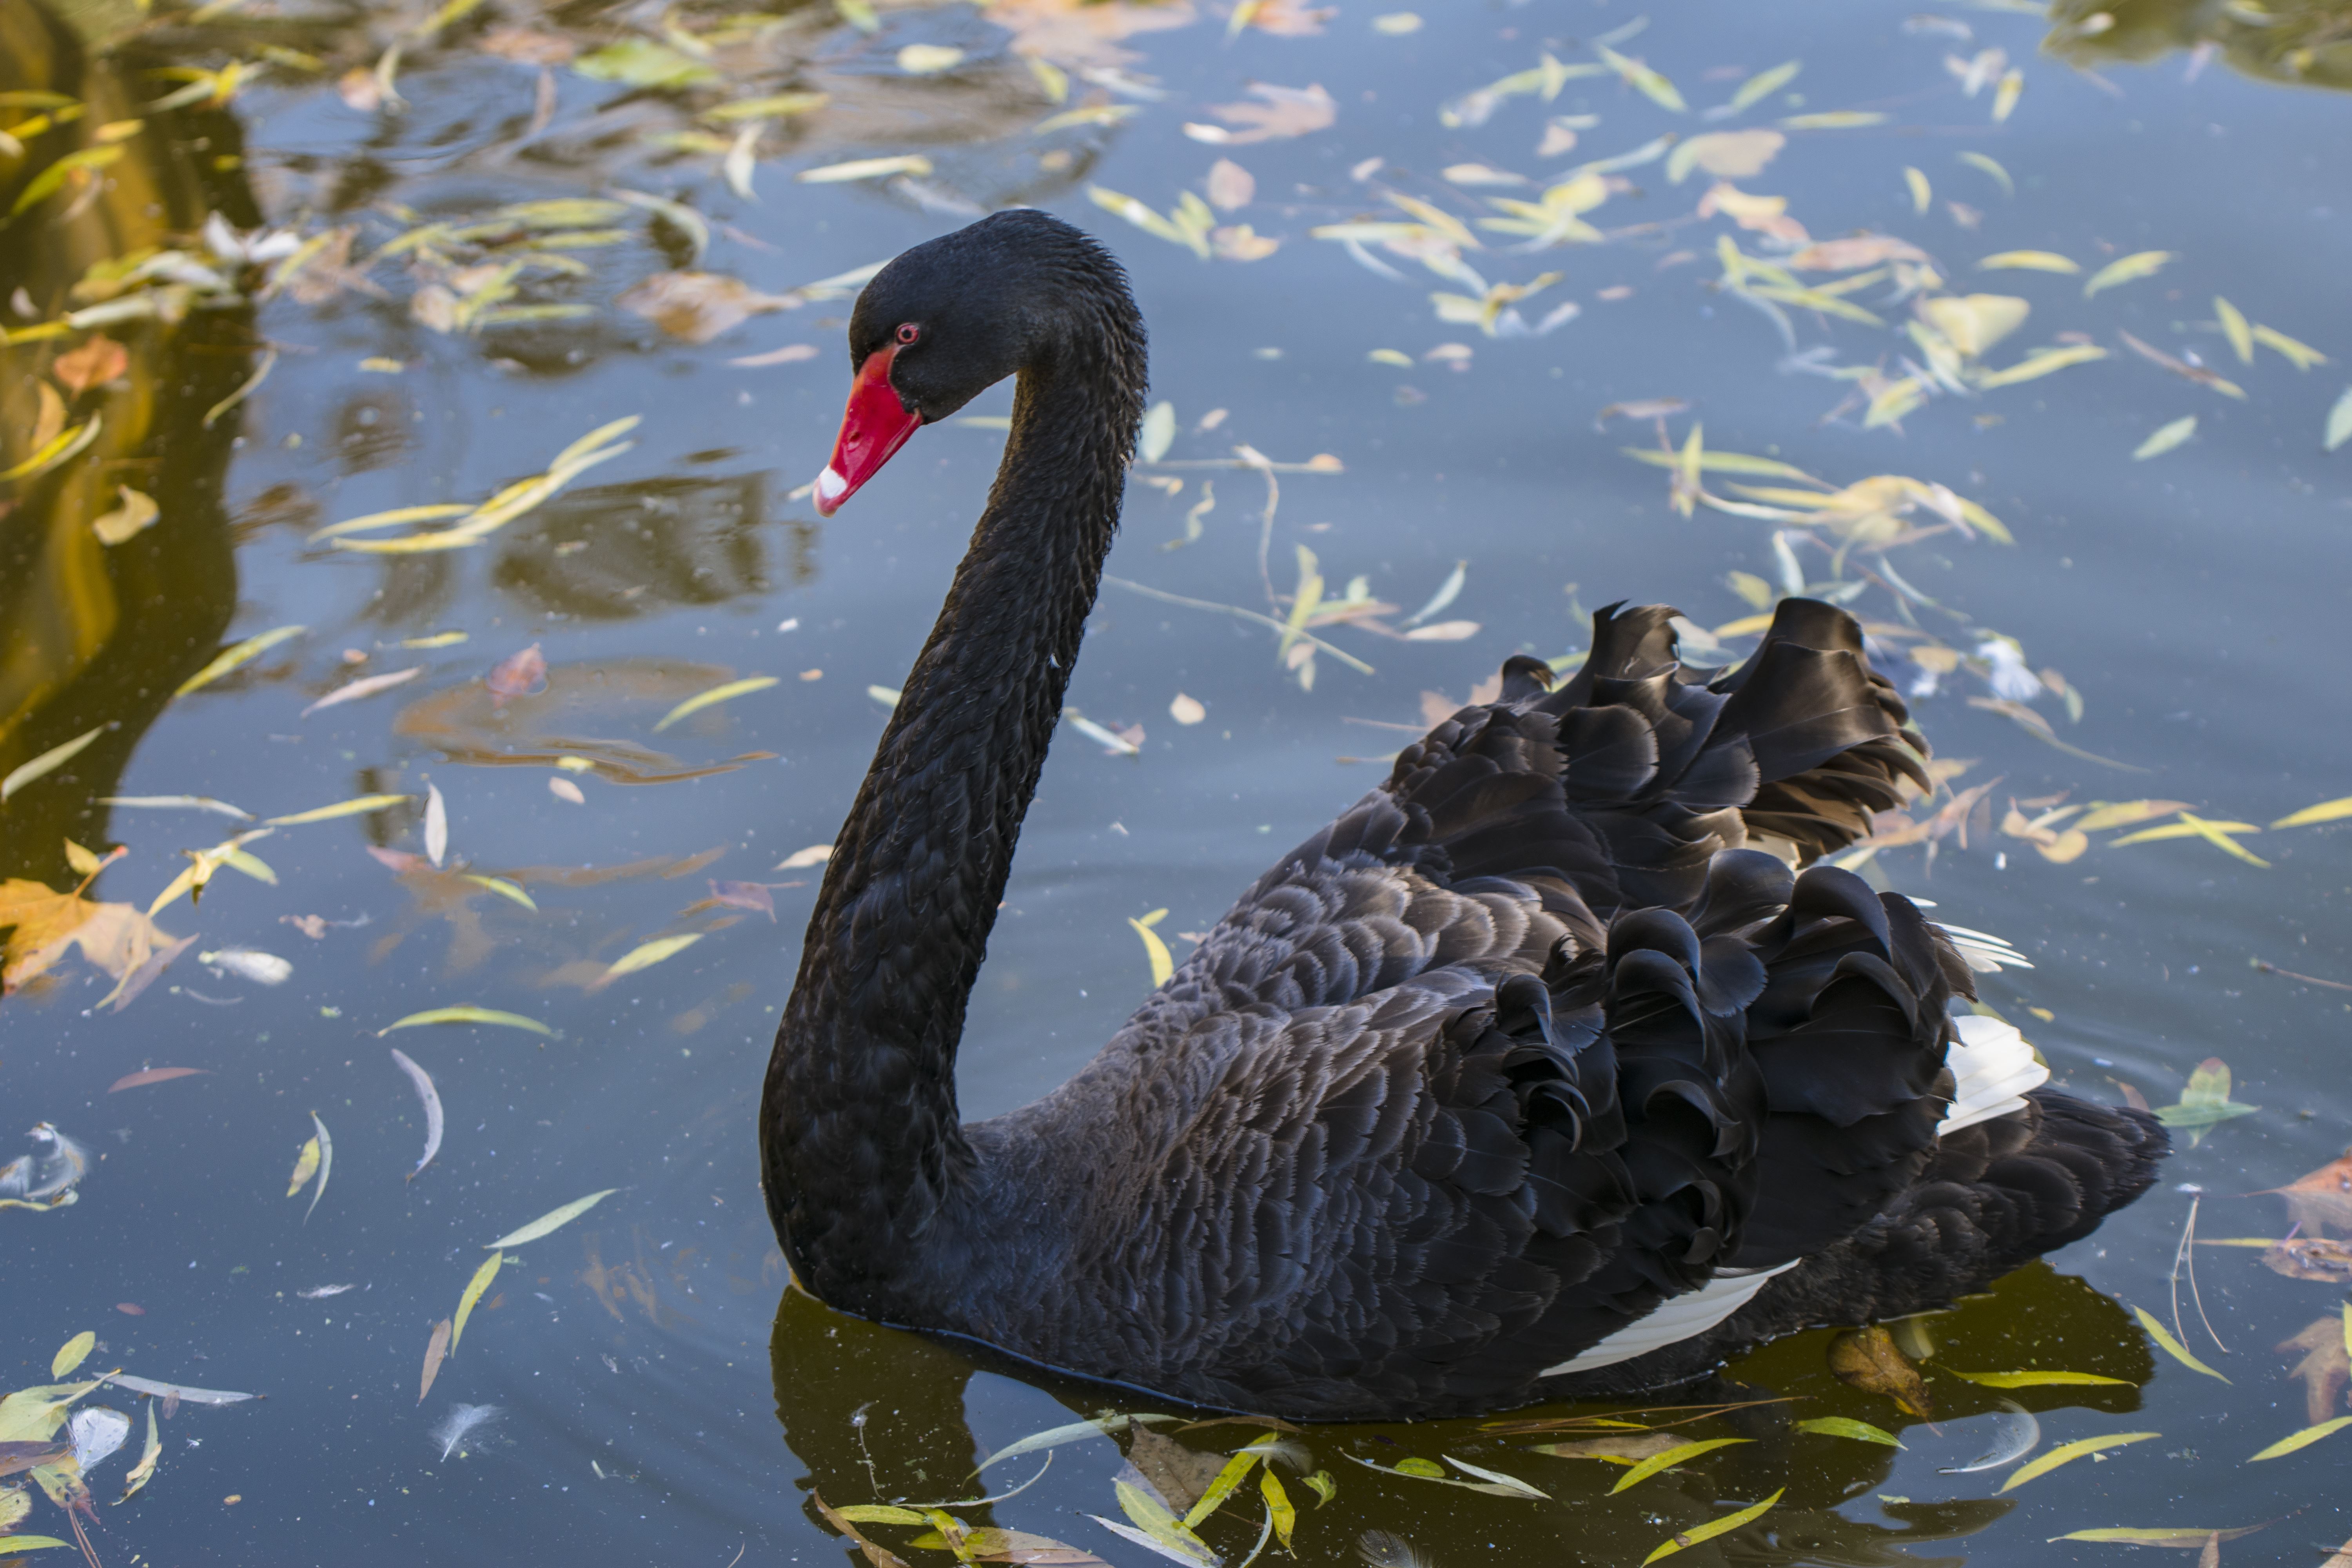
[{"left": 896, "top": 323, "right": 920, "bottom": 346}]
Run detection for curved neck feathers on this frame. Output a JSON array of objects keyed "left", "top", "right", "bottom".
[{"left": 762, "top": 308, "right": 1144, "bottom": 1306}]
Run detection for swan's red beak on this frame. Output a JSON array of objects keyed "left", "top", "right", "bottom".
[{"left": 813, "top": 345, "right": 921, "bottom": 517}]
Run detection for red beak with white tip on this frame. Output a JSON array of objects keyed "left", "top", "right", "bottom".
[{"left": 813, "top": 344, "right": 922, "bottom": 517}]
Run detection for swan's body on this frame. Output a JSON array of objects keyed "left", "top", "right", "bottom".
[{"left": 760, "top": 211, "right": 2165, "bottom": 1421}]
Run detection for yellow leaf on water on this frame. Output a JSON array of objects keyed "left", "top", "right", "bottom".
[
  {"left": 1976, "top": 250, "right": 2078, "bottom": 273},
  {"left": 1128, "top": 909, "right": 1174, "bottom": 987},
  {"left": 51, "top": 1331, "right": 94, "bottom": 1378},
  {"left": 1946, "top": 1368, "right": 2135, "bottom": 1388},
  {"left": 2134, "top": 1306, "right": 2230, "bottom": 1380},
  {"left": 264, "top": 793, "right": 411, "bottom": 826},
  {"left": 1957, "top": 150, "right": 2012, "bottom": 195},
  {"left": 2273, "top": 797, "right": 2352, "bottom": 829},
  {"left": 1725, "top": 59, "right": 1799, "bottom": 114},
  {"left": 451, "top": 1251, "right": 502, "bottom": 1352},
  {"left": 598, "top": 933, "right": 702, "bottom": 984},
  {"left": 1991, "top": 68, "right": 2022, "bottom": 121},
  {"left": 2132, "top": 416, "right": 2197, "bottom": 460},
  {"left": 1610, "top": 1437, "right": 1750, "bottom": 1494},
  {"left": 2330, "top": 386, "right": 2352, "bottom": 452},
  {"left": 91, "top": 485, "right": 160, "bottom": 545},
  {"left": 798, "top": 154, "right": 932, "bottom": 183},
  {"left": 1, "top": 724, "right": 106, "bottom": 803},
  {"left": 777, "top": 844, "right": 833, "bottom": 869},
  {"left": 2083, "top": 250, "right": 2172, "bottom": 298},
  {"left": 2252, "top": 323, "right": 2327, "bottom": 370},
  {"left": 377, "top": 1005, "right": 553, "bottom": 1036},
  {"left": 896, "top": 44, "right": 963, "bottom": 73},
  {"left": 460, "top": 875, "right": 537, "bottom": 911},
  {"left": 487, "top": 1188, "right": 618, "bottom": 1248},
  {"left": 1998, "top": 1431, "right": 2160, "bottom": 1492},
  {"left": 2248, "top": 1414, "right": 2352, "bottom": 1461},
  {"left": 1779, "top": 110, "right": 1886, "bottom": 129},
  {"left": 653, "top": 675, "right": 779, "bottom": 732},
  {"left": 2214, "top": 297, "right": 2253, "bottom": 364},
  {"left": 1973, "top": 344, "right": 2107, "bottom": 389},
  {"left": 1642, "top": 1490, "right": 1784, "bottom": 1565},
  {"left": 287, "top": 1134, "right": 320, "bottom": 1197},
  {"left": 1903, "top": 166, "right": 1930, "bottom": 214}
]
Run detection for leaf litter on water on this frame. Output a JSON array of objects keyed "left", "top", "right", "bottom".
[
  {"left": 389, "top": 1049, "right": 443, "bottom": 1179},
  {"left": 378, "top": 1005, "right": 553, "bottom": 1036},
  {"left": 485, "top": 1188, "right": 618, "bottom": 1248}
]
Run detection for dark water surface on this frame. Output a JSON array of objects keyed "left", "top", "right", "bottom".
[{"left": 6, "top": 0, "right": 2352, "bottom": 1562}]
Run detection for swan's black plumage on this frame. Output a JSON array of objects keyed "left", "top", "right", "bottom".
[{"left": 759, "top": 210, "right": 2165, "bottom": 1421}]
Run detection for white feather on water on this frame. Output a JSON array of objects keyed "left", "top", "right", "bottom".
[{"left": 431, "top": 1403, "right": 499, "bottom": 1460}]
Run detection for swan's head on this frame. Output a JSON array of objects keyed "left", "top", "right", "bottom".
[{"left": 813, "top": 209, "right": 1137, "bottom": 516}]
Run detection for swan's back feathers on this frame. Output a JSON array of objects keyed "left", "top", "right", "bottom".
[{"left": 946, "top": 599, "right": 2156, "bottom": 1418}]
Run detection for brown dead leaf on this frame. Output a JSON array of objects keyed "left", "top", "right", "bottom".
[
  {"left": 2255, "top": 1154, "right": 2352, "bottom": 1235},
  {"left": 479, "top": 25, "right": 575, "bottom": 64},
  {"left": 0, "top": 878, "right": 178, "bottom": 996},
  {"left": 1125, "top": 1425, "right": 1226, "bottom": 1515},
  {"left": 1788, "top": 234, "right": 1930, "bottom": 272},
  {"left": 52, "top": 334, "right": 128, "bottom": 396},
  {"left": 704, "top": 879, "right": 775, "bottom": 920},
  {"left": 108, "top": 1066, "right": 211, "bottom": 1093},
  {"left": 419, "top": 1318, "right": 451, "bottom": 1402},
  {"left": 2264, "top": 1237, "right": 2352, "bottom": 1285},
  {"left": 1184, "top": 82, "right": 1335, "bottom": 145},
  {"left": 1206, "top": 158, "right": 1255, "bottom": 211},
  {"left": 2278, "top": 1316, "right": 2350, "bottom": 1425},
  {"left": 617, "top": 271, "right": 796, "bottom": 344},
  {"left": 1244, "top": 0, "right": 1334, "bottom": 34},
  {"left": 486, "top": 642, "right": 548, "bottom": 704},
  {"left": 987, "top": 0, "right": 1197, "bottom": 69},
  {"left": 1827, "top": 1324, "right": 1934, "bottom": 1416}
]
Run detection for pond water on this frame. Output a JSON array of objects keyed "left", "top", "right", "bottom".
[{"left": 6, "top": 0, "right": 2352, "bottom": 1562}]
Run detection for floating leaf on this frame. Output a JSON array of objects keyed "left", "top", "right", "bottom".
[
  {"left": 264, "top": 793, "right": 411, "bottom": 826},
  {"left": 1, "top": 725, "right": 105, "bottom": 802},
  {"left": 303, "top": 1111, "right": 332, "bottom": 1222},
  {"left": 2108, "top": 813, "right": 2267, "bottom": 866},
  {"left": 1128, "top": 910, "right": 1174, "bottom": 988},
  {"left": 287, "top": 1132, "right": 320, "bottom": 1199},
  {"left": 2132, "top": 416, "right": 2196, "bottom": 460},
  {"left": 1610, "top": 1438, "right": 1749, "bottom": 1492},
  {"left": 99, "top": 1376, "right": 254, "bottom": 1406},
  {"left": 2273, "top": 797, "right": 2352, "bottom": 829},
  {"left": 107, "top": 1067, "right": 209, "bottom": 1093},
  {"left": 419, "top": 1318, "right": 451, "bottom": 1403},
  {"left": 2214, "top": 297, "right": 2254, "bottom": 363},
  {"left": 2325, "top": 387, "right": 2352, "bottom": 452},
  {"left": 2248, "top": 1415, "right": 2352, "bottom": 1461},
  {"left": 572, "top": 38, "right": 717, "bottom": 87},
  {"left": 2083, "top": 250, "right": 2173, "bottom": 298},
  {"left": 597, "top": 932, "right": 703, "bottom": 985},
  {"left": 1791, "top": 1417, "right": 1903, "bottom": 1446},
  {"left": 486, "top": 1187, "right": 618, "bottom": 1248},
  {"left": 175, "top": 624, "right": 305, "bottom": 696},
  {"left": 451, "top": 1252, "right": 502, "bottom": 1352},
  {"left": 390, "top": 1049, "right": 443, "bottom": 1180},
  {"left": 2134, "top": 1306, "right": 2230, "bottom": 1381},
  {"left": 1168, "top": 693, "right": 1206, "bottom": 725},
  {"left": 377, "top": 1005, "right": 553, "bottom": 1037},
  {"left": 2054, "top": 1528, "right": 2260, "bottom": 1548},
  {"left": 2000, "top": 1431, "right": 2160, "bottom": 1492},
  {"left": 116, "top": 1399, "right": 161, "bottom": 1503},
  {"left": 777, "top": 844, "right": 833, "bottom": 870},
  {"left": 2251, "top": 323, "right": 2326, "bottom": 370},
  {"left": 1642, "top": 1490, "right": 1783, "bottom": 1566},
  {"left": 1828, "top": 1325, "right": 1933, "bottom": 1415},
  {"left": 1140, "top": 401, "right": 1177, "bottom": 463},
  {"left": 1945, "top": 1369, "right": 2134, "bottom": 1389},
  {"left": 897, "top": 43, "right": 963, "bottom": 73},
  {"left": 1978, "top": 250, "right": 2077, "bottom": 273},
  {"left": 90, "top": 486, "right": 160, "bottom": 546},
  {"left": 51, "top": 1333, "right": 94, "bottom": 1379},
  {"left": 1725, "top": 60, "right": 1800, "bottom": 114},
  {"left": 799, "top": 154, "right": 934, "bottom": 183},
  {"left": 653, "top": 675, "right": 779, "bottom": 732}
]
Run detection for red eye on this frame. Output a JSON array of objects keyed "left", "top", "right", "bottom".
[{"left": 896, "top": 323, "right": 920, "bottom": 345}]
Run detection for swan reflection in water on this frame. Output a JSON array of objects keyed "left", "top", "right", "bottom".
[{"left": 767, "top": 1261, "right": 2151, "bottom": 1567}]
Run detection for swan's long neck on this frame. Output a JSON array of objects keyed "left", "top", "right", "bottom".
[{"left": 762, "top": 321, "right": 1143, "bottom": 1306}]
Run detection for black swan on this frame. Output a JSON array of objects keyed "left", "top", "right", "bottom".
[{"left": 759, "top": 209, "right": 2167, "bottom": 1421}]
